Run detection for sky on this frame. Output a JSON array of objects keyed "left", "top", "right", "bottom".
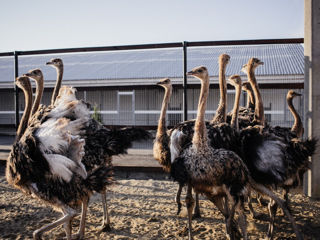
[{"left": 0, "top": 0, "right": 304, "bottom": 52}]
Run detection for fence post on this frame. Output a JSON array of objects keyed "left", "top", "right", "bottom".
[
  {"left": 14, "top": 51, "right": 19, "bottom": 130},
  {"left": 183, "top": 41, "right": 188, "bottom": 121}
]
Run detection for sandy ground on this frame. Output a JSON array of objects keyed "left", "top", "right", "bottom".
[{"left": 1, "top": 165, "right": 320, "bottom": 240}]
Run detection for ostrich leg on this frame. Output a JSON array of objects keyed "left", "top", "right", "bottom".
[
  {"left": 99, "top": 191, "right": 112, "bottom": 232},
  {"left": 186, "top": 183, "right": 195, "bottom": 240},
  {"left": 33, "top": 206, "right": 77, "bottom": 240}
]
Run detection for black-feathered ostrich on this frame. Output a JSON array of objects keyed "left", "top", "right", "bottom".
[
  {"left": 46, "top": 58, "right": 151, "bottom": 236},
  {"left": 6, "top": 76, "right": 113, "bottom": 240}
]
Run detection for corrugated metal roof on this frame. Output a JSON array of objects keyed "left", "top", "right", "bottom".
[{"left": 0, "top": 44, "right": 303, "bottom": 85}]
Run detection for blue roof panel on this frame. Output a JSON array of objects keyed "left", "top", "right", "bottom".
[{"left": 0, "top": 44, "right": 303, "bottom": 84}]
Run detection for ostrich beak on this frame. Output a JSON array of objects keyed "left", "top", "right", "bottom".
[
  {"left": 187, "top": 70, "right": 195, "bottom": 76},
  {"left": 46, "top": 61, "right": 53, "bottom": 65},
  {"left": 23, "top": 72, "right": 31, "bottom": 77}
]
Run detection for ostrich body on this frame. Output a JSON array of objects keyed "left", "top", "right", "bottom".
[
  {"left": 6, "top": 76, "right": 113, "bottom": 240},
  {"left": 171, "top": 66, "right": 251, "bottom": 240},
  {"left": 46, "top": 58, "right": 150, "bottom": 235}
]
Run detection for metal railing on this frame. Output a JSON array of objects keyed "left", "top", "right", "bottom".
[{"left": 0, "top": 38, "right": 304, "bottom": 129}]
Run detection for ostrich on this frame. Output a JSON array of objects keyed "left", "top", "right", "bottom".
[
  {"left": 153, "top": 78, "right": 172, "bottom": 172},
  {"left": 46, "top": 58, "right": 64, "bottom": 105},
  {"left": 242, "top": 81, "right": 255, "bottom": 111},
  {"left": 211, "top": 53, "right": 230, "bottom": 125},
  {"left": 45, "top": 59, "right": 151, "bottom": 236},
  {"left": 170, "top": 54, "right": 230, "bottom": 217},
  {"left": 227, "top": 81, "right": 256, "bottom": 129},
  {"left": 6, "top": 76, "right": 114, "bottom": 240},
  {"left": 241, "top": 58, "right": 265, "bottom": 126},
  {"left": 171, "top": 66, "right": 250, "bottom": 239},
  {"left": 287, "top": 90, "right": 304, "bottom": 138},
  {"left": 227, "top": 75, "right": 242, "bottom": 131},
  {"left": 171, "top": 67, "right": 302, "bottom": 239}
]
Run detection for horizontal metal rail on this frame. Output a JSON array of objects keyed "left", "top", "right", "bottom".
[{"left": 0, "top": 38, "right": 303, "bottom": 57}]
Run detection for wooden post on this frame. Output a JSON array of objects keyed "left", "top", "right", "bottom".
[{"left": 304, "top": 0, "right": 320, "bottom": 198}]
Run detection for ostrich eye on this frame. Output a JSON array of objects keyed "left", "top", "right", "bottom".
[{"left": 198, "top": 69, "right": 203, "bottom": 73}]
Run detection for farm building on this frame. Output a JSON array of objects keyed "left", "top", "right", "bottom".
[{"left": 0, "top": 43, "right": 304, "bottom": 128}]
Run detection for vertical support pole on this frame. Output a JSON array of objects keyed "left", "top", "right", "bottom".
[
  {"left": 14, "top": 51, "right": 19, "bottom": 130},
  {"left": 183, "top": 41, "right": 188, "bottom": 121},
  {"left": 304, "top": 0, "right": 320, "bottom": 198}
]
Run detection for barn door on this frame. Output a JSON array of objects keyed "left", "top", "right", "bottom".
[{"left": 117, "top": 91, "right": 135, "bottom": 125}]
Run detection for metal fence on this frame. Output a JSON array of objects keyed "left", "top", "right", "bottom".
[{"left": 0, "top": 39, "right": 304, "bottom": 143}]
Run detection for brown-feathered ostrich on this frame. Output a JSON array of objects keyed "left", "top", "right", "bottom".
[
  {"left": 46, "top": 58, "right": 63, "bottom": 105},
  {"left": 6, "top": 76, "right": 114, "bottom": 240},
  {"left": 171, "top": 66, "right": 250, "bottom": 239},
  {"left": 153, "top": 78, "right": 203, "bottom": 219},
  {"left": 153, "top": 78, "right": 172, "bottom": 172},
  {"left": 45, "top": 59, "right": 151, "bottom": 237},
  {"left": 170, "top": 66, "right": 304, "bottom": 240},
  {"left": 170, "top": 54, "right": 230, "bottom": 217},
  {"left": 242, "top": 58, "right": 265, "bottom": 126},
  {"left": 211, "top": 53, "right": 230, "bottom": 124},
  {"left": 242, "top": 81, "right": 255, "bottom": 111},
  {"left": 226, "top": 58, "right": 266, "bottom": 128},
  {"left": 287, "top": 90, "right": 304, "bottom": 138},
  {"left": 227, "top": 75, "right": 242, "bottom": 131}
]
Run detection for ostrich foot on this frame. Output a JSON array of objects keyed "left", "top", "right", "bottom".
[
  {"left": 71, "top": 231, "right": 86, "bottom": 240},
  {"left": 97, "top": 223, "right": 112, "bottom": 232},
  {"left": 176, "top": 202, "right": 182, "bottom": 215},
  {"left": 192, "top": 212, "right": 201, "bottom": 219}
]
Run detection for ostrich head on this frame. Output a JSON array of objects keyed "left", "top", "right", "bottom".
[
  {"left": 241, "top": 81, "right": 253, "bottom": 92},
  {"left": 187, "top": 66, "right": 209, "bottom": 82},
  {"left": 46, "top": 58, "right": 63, "bottom": 69},
  {"left": 228, "top": 74, "right": 242, "bottom": 87},
  {"left": 23, "top": 69, "right": 43, "bottom": 82},
  {"left": 15, "top": 76, "right": 31, "bottom": 90},
  {"left": 157, "top": 78, "right": 172, "bottom": 90},
  {"left": 287, "top": 90, "right": 302, "bottom": 99},
  {"left": 242, "top": 58, "right": 264, "bottom": 74},
  {"left": 218, "top": 53, "right": 230, "bottom": 65}
]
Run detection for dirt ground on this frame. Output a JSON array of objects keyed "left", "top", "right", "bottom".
[{"left": 0, "top": 165, "right": 320, "bottom": 240}]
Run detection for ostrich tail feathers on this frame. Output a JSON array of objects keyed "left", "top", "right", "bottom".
[
  {"left": 118, "top": 127, "right": 151, "bottom": 142},
  {"left": 105, "top": 127, "right": 151, "bottom": 155}
]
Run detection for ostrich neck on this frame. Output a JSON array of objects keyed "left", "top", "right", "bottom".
[
  {"left": 51, "top": 66, "right": 64, "bottom": 105},
  {"left": 156, "top": 87, "right": 172, "bottom": 137},
  {"left": 193, "top": 77, "right": 209, "bottom": 149},
  {"left": 246, "top": 89, "right": 255, "bottom": 110},
  {"left": 248, "top": 68, "right": 264, "bottom": 125},
  {"left": 212, "top": 63, "right": 227, "bottom": 123},
  {"left": 288, "top": 97, "right": 302, "bottom": 135},
  {"left": 31, "top": 77, "right": 44, "bottom": 116},
  {"left": 231, "top": 85, "right": 241, "bottom": 131},
  {"left": 16, "top": 84, "right": 33, "bottom": 141}
]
